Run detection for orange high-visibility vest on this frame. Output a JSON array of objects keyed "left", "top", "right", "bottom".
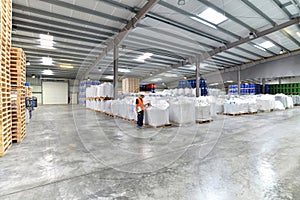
[{"left": 136, "top": 98, "right": 145, "bottom": 111}]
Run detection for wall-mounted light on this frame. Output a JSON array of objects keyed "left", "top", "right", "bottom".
[
  {"left": 177, "top": 0, "right": 185, "bottom": 6},
  {"left": 279, "top": 49, "right": 284, "bottom": 54},
  {"left": 249, "top": 32, "right": 256, "bottom": 39},
  {"left": 149, "top": 72, "right": 153, "bottom": 76},
  {"left": 60, "top": 65, "right": 73, "bottom": 69},
  {"left": 183, "top": 76, "right": 187, "bottom": 79},
  {"left": 31, "top": 74, "right": 36, "bottom": 78},
  {"left": 26, "top": 61, "right": 30, "bottom": 66},
  {"left": 42, "top": 69, "right": 53, "bottom": 75}
]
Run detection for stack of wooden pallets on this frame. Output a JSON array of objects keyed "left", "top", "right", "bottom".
[
  {"left": 0, "top": 0, "right": 12, "bottom": 157},
  {"left": 10, "top": 47, "right": 26, "bottom": 143}
]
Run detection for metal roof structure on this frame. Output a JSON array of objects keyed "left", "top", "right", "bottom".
[{"left": 12, "top": 0, "right": 300, "bottom": 84}]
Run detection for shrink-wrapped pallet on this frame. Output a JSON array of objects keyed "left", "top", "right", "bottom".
[
  {"left": 145, "top": 100, "right": 169, "bottom": 126},
  {"left": 256, "top": 95, "right": 275, "bottom": 112},
  {"left": 274, "top": 101, "right": 285, "bottom": 111},
  {"left": 169, "top": 97, "right": 195, "bottom": 124}
]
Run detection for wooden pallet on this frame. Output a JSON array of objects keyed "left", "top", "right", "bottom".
[
  {"left": 145, "top": 123, "right": 173, "bottom": 128},
  {"left": 0, "top": 132, "right": 12, "bottom": 157},
  {"left": 196, "top": 119, "right": 213, "bottom": 124},
  {"left": 246, "top": 112, "right": 258, "bottom": 115},
  {"left": 223, "top": 113, "right": 246, "bottom": 116}
]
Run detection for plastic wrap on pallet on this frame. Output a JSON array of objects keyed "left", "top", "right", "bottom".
[
  {"left": 194, "top": 97, "right": 211, "bottom": 120},
  {"left": 293, "top": 95, "right": 300, "bottom": 104},
  {"left": 274, "top": 101, "right": 285, "bottom": 111},
  {"left": 145, "top": 107, "right": 169, "bottom": 126},
  {"left": 256, "top": 95, "right": 275, "bottom": 112},
  {"left": 104, "top": 100, "right": 112, "bottom": 114},
  {"left": 275, "top": 94, "right": 288, "bottom": 108},
  {"left": 111, "top": 100, "right": 121, "bottom": 116},
  {"left": 287, "top": 97, "right": 293, "bottom": 109},
  {"left": 169, "top": 97, "right": 195, "bottom": 124},
  {"left": 224, "top": 99, "right": 248, "bottom": 114}
]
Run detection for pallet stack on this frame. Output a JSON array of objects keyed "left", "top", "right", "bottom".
[
  {"left": 10, "top": 47, "right": 26, "bottom": 143},
  {"left": 122, "top": 78, "right": 140, "bottom": 93},
  {"left": 0, "top": 0, "right": 12, "bottom": 157}
]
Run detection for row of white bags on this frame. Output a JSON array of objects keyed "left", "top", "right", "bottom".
[{"left": 86, "top": 96, "right": 214, "bottom": 126}]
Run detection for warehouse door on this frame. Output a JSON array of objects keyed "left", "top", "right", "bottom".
[{"left": 42, "top": 81, "right": 68, "bottom": 104}]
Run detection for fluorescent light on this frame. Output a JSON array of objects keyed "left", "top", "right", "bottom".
[
  {"left": 104, "top": 75, "right": 114, "bottom": 80},
  {"left": 209, "top": 83, "right": 219, "bottom": 86},
  {"left": 40, "top": 34, "right": 53, "bottom": 41},
  {"left": 297, "top": 32, "right": 300, "bottom": 37},
  {"left": 198, "top": 8, "right": 228, "bottom": 25},
  {"left": 134, "top": 52, "right": 153, "bottom": 62},
  {"left": 254, "top": 45, "right": 266, "bottom": 52},
  {"left": 60, "top": 65, "right": 73, "bottom": 69},
  {"left": 42, "top": 57, "right": 53, "bottom": 65},
  {"left": 39, "top": 34, "right": 54, "bottom": 49},
  {"left": 259, "top": 41, "right": 275, "bottom": 48},
  {"left": 190, "top": 17, "right": 217, "bottom": 29},
  {"left": 226, "top": 80, "right": 234, "bottom": 83},
  {"left": 118, "top": 68, "right": 130, "bottom": 73},
  {"left": 42, "top": 69, "right": 53, "bottom": 75}
]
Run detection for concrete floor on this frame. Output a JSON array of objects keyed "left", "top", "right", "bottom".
[{"left": 0, "top": 105, "right": 299, "bottom": 200}]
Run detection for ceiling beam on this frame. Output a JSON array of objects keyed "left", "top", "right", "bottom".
[
  {"left": 12, "top": 3, "right": 119, "bottom": 32},
  {"left": 39, "top": 0, "right": 128, "bottom": 23},
  {"left": 143, "top": 17, "right": 300, "bottom": 80},
  {"left": 82, "top": 0, "right": 159, "bottom": 79}
]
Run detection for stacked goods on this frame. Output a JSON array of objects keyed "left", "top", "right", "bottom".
[
  {"left": 269, "top": 83, "right": 300, "bottom": 95},
  {"left": 169, "top": 97, "right": 195, "bottom": 124},
  {"left": 79, "top": 80, "right": 100, "bottom": 105},
  {"left": 292, "top": 95, "right": 300, "bottom": 105},
  {"left": 122, "top": 78, "right": 140, "bottom": 93},
  {"left": 195, "top": 97, "right": 212, "bottom": 121},
  {"left": 10, "top": 47, "right": 26, "bottom": 142},
  {"left": 256, "top": 95, "right": 275, "bottom": 112},
  {"left": 0, "top": 0, "right": 12, "bottom": 156},
  {"left": 224, "top": 98, "right": 249, "bottom": 115},
  {"left": 85, "top": 82, "right": 113, "bottom": 99},
  {"left": 145, "top": 100, "right": 170, "bottom": 127}
]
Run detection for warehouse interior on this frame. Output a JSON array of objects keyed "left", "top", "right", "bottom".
[{"left": 1, "top": 0, "right": 300, "bottom": 199}]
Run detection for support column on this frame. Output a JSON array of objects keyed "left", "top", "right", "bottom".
[
  {"left": 279, "top": 78, "right": 282, "bottom": 85},
  {"left": 237, "top": 67, "right": 241, "bottom": 95},
  {"left": 196, "top": 60, "right": 200, "bottom": 97},
  {"left": 262, "top": 78, "right": 266, "bottom": 94},
  {"left": 113, "top": 44, "right": 118, "bottom": 99}
]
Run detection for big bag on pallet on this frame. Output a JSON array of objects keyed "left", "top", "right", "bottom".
[
  {"left": 145, "top": 100, "right": 170, "bottom": 126},
  {"left": 169, "top": 97, "right": 195, "bottom": 124},
  {"left": 195, "top": 97, "right": 211, "bottom": 120}
]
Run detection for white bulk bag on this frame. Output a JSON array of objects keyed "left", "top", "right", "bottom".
[{"left": 145, "top": 107, "right": 170, "bottom": 126}]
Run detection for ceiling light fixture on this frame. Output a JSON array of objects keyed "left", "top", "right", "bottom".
[
  {"left": 60, "top": 65, "right": 73, "bottom": 69},
  {"left": 118, "top": 68, "right": 130, "bottom": 73},
  {"left": 190, "top": 17, "right": 217, "bottom": 29},
  {"left": 194, "top": 7, "right": 228, "bottom": 26},
  {"left": 177, "top": 0, "right": 185, "bottom": 6},
  {"left": 39, "top": 34, "right": 54, "bottom": 49},
  {"left": 42, "top": 69, "right": 53, "bottom": 75},
  {"left": 279, "top": 49, "right": 284, "bottom": 54},
  {"left": 259, "top": 41, "right": 275, "bottom": 48},
  {"left": 249, "top": 32, "right": 256, "bottom": 39},
  {"left": 31, "top": 74, "right": 35, "bottom": 78},
  {"left": 134, "top": 52, "right": 153, "bottom": 62},
  {"left": 104, "top": 75, "right": 114, "bottom": 80},
  {"left": 149, "top": 72, "right": 153, "bottom": 76},
  {"left": 26, "top": 61, "right": 30, "bottom": 66},
  {"left": 42, "top": 57, "right": 53, "bottom": 65},
  {"left": 183, "top": 76, "right": 187, "bottom": 79},
  {"left": 98, "top": 67, "right": 102, "bottom": 71},
  {"left": 254, "top": 44, "right": 266, "bottom": 52}
]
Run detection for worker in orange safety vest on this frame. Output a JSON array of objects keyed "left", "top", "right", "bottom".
[{"left": 136, "top": 94, "right": 150, "bottom": 128}]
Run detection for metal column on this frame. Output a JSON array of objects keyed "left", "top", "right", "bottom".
[
  {"left": 113, "top": 44, "right": 118, "bottom": 99},
  {"left": 262, "top": 78, "right": 266, "bottom": 94},
  {"left": 279, "top": 78, "right": 282, "bottom": 85},
  {"left": 237, "top": 67, "right": 241, "bottom": 95},
  {"left": 196, "top": 60, "right": 200, "bottom": 97}
]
